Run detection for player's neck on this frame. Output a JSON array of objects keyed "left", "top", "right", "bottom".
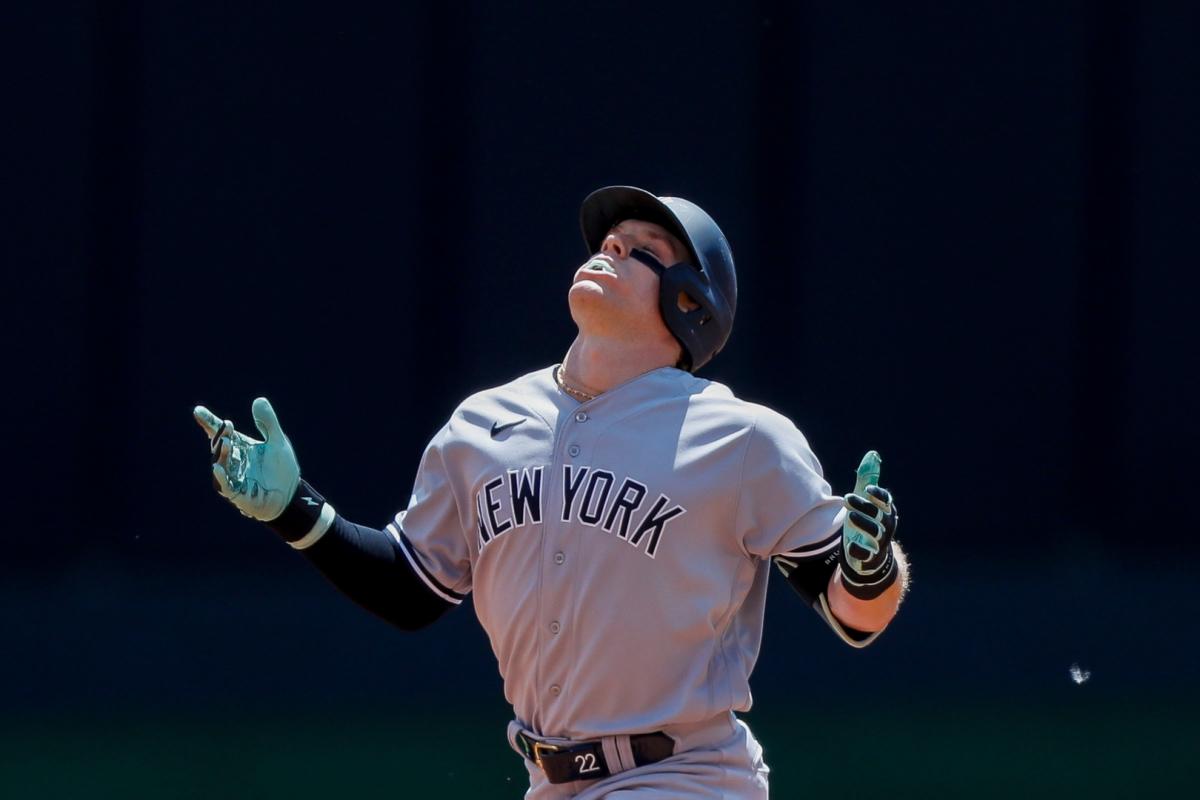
[{"left": 562, "top": 335, "right": 678, "bottom": 396}]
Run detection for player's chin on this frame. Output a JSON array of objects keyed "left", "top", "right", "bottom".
[
  {"left": 567, "top": 279, "right": 607, "bottom": 304},
  {"left": 568, "top": 282, "right": 619, "bottom": 324}
]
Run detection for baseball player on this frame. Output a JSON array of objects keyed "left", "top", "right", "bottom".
[{"left": 194, "top": 186, "right": 909, "bottom": 798}]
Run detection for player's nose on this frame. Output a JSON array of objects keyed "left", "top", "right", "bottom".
[{"left": 600, "top": 231, "right": 630, "bottom": 259}]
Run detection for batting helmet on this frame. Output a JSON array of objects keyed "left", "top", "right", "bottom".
[{"left": 579, "top": 186, "right": 738, "bottom": 372}]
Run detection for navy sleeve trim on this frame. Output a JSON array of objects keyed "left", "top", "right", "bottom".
[{"left": 386, "top": 522, "right": 467, "bottom": 604}]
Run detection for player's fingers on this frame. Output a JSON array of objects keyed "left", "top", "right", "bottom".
[
  {"left": 864, "top": 485, "right": 892, "bottom": 514},
  {"left": 881, "top": 502, "right": 899, "bottom": 536},
  {"left": 845, "top": 530, "right": 879, "bottom": 561},
  {"left": 854, "top": 450, "right": 881, "bottom": 495},
  {"left": 846, "top": 493, "right": 882, "bottom": 520},
  {"left": 212, "top": 434, "right": 235, "bottom": 468},
  {"left": 211, "top": 463, "right": 235, "bottom": 498},
  {"left": 847, "top": 541, "right": 877, "bottom": 562},
  {"left": 251, "top": 397, "right": 285, "bottom": 444},
  {"left": 844, "top": 515, "right": 881, "bottom": 559},
  {"left": 848, "top": 510, "right": 882, "bottom": 540},
  {"left": 212, "top": 423, "right": 234, "bottom": 456},
  {"left": 865, "top": 485, "right": 891, "bottom": 504},
  {"left": 193, "top": 405, "right": 223, "bottom": 438}
]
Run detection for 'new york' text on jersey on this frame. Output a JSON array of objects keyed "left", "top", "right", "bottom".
[{"left": 388, "top": 366, "right": 844, "bottom": 739}]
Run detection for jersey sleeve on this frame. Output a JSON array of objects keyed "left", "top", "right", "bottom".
[
  {"left": 735, "top": 409, "right": 846, "bottom": 561},
  {"left": 385, "top": 422, "right": 473, "bottom": 605}
]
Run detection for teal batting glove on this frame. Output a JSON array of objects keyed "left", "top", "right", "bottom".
[
  {"left": 839, "top": 450, "right": 900, "bottom": 600},
  {"left": 193, "top": 397, "right": 300, "bottom": 522}
]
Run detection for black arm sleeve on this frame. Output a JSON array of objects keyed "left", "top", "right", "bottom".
[
  {"left": 264, "top": 480, "right": 456, "bottom": 631},
  {"left": 773, "top": 542, "right": 875, "bottom": 645},
  {"left": 772, "top": 540, "right": 841, "bottom": 607},
  {"left": 299, "top": 514, "right": 456, "bottom": 631}
]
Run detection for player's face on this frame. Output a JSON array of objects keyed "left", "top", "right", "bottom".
[{"left": 568, "top": 219, "right": 691, "bottom": 346}]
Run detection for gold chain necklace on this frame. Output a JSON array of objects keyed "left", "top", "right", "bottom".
[{"left": 555, "top": 365, "right": 597, "bottom": 402}]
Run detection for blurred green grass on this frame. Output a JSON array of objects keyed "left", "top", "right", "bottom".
[{"left": 1, "top": 701, "right": 1190, "bottom": 799}]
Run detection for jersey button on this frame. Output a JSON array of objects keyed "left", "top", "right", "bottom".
[
  {"left": 568, "top": 444, "right": 581, "bottom": 457},
  {"left": 553, "top": 552, "right": 566, "bottom": 565},
  {"left": 549, "top": 621, "right": 561, "bottom": 634},
  {"left": 575, "top": 411, "right": 588, "bottom": 423},
  {"left": 550, "top": 684, "right": 561, "bottom": 697}
]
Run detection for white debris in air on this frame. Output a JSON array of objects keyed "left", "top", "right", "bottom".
[{"left": 1069, "top": 664, "right": 1091, "bottom": 685}]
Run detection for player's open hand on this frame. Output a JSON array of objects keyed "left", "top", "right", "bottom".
[
  {"left": 193, "top": 397, "right": 300, "bottom": 522},
  {"left": 840, "top": 451, "right": 899, "bottom": 599}
]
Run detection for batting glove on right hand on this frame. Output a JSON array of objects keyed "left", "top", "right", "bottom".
[
  {"left": 839, "top": 450, "right": 900, "bottom": 600},
  {"left": 193, "top": 397, "right": 300, "bottom": 522}
]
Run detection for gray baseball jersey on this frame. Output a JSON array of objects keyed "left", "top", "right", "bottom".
[{"left": 388, "top": 365, "right": 845, "bottom": 739}]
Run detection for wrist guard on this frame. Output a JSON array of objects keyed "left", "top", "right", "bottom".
[{"left": 265, "top": 479, "right": 334, "bottom": 546}]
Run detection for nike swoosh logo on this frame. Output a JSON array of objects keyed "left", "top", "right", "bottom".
[{"left": 490, "top": 418, "right": 525, "bottom": 438}]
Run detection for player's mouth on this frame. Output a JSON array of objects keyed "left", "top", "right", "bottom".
[{"left": 582, "top": 257, "right": 617, "bottom": 276}]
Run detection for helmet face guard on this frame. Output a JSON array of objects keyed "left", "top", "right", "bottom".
[{"left": 580, "top": 186, "right": 737, "bottom": 372}]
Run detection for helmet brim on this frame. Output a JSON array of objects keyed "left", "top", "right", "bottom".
[{"left": 580, "top": 186, "right": 701, "bottom": 270}]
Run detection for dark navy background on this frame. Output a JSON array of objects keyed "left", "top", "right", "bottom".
[{"left": 4, "top": 2, "right": 1197, "bottom": 797}]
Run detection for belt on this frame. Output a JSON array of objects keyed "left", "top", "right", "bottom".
[{"left": 514, "top": 730, "right": 675, "bottom": 784}]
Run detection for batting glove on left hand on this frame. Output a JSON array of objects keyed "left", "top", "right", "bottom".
[
  {"left": 193, "top": 397, "right": 300, "bottom": 522},
  {"left": 840, "top": 450, "right": 900, "bottom": 600}
]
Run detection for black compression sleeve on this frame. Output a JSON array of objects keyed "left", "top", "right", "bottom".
[
  {"left": 774, "top": 548, "right": 875, "bottom": 644},
  {"left": 297, "top": 515, "right": 456, "bottom": 631},
  {"left": 774, "top": 547, "right": 840, "bottom": 607}
]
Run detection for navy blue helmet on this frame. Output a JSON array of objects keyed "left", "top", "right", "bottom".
[{"left": 580, "top": 186, "right": 738, "bottom": 372}]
